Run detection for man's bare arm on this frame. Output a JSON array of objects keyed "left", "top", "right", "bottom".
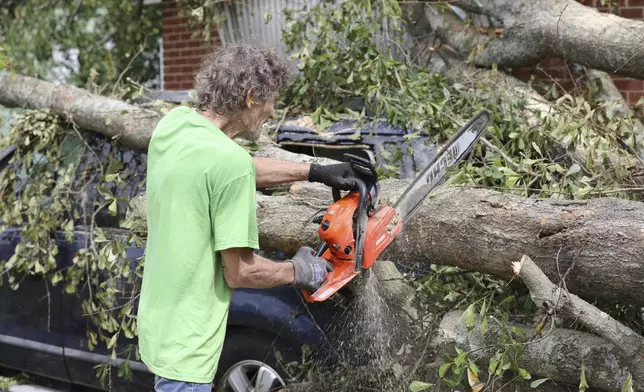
[
  {"left": 220, "top": 247, "right": 295, "bottom": 289},
  {"left": 252, "top": 157, "right": 310, "bottom": 188}
]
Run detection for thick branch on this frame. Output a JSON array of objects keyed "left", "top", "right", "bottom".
[
  {"left": 513, "top": 255, "right": 644, "bottom": 369},
  {"left": 425, "top": 5, "right": 540, "bottom": 68},
  {"left": 0, "top": 73, "right": 160, "bottom": 151},
  {"left": 426, "top": 0, "right": 644, "bottom": 80},
  {"left": 435, "top": 310, "right": 640, "bottom": 391}
]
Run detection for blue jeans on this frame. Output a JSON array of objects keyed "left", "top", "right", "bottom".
[{"left": 154, "top": 375, "right": 212, "bottom": 392}]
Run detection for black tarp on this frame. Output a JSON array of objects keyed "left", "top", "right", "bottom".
[{"left": 275, "top": 118, "right": 437, "bottom": 179}]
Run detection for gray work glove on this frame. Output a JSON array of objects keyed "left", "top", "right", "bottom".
[{"left": 288, "top": 246, "right": 333, "bottom": 292}]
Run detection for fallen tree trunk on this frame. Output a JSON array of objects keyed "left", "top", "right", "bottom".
[
  {"left": 280, "top": 305, "right": 631, "bottom": 391},
  {"left": 128, "top": 176, "right": 644, "bottom": 306},
  {"left": 251, "top": 180, "right": 644, "bottom": 306}
]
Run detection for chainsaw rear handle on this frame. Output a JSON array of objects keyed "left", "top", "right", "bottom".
[{"left": 331, "top": 152, "right": 378, "bottom": 202}]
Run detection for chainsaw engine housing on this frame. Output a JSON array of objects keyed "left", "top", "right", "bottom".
[{"left": 302, "top": 154, "right": 402, "bottom": 303}]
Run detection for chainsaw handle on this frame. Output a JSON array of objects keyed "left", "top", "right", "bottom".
[
  {"left": 332, "top": 187, "right": 341, "bottom": 202},
  {"left": 330, "top": 153, "right": 378, "bottom": 202},
  {"left": 352, "top": 178, "right": 368, "bottom": 272}
]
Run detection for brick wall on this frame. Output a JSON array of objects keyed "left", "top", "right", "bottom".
[
  {"left": 161, "top": 0, "right": 220, "bottom": 90},
  {"left": 512, "top": 0, "right": 644, "bottom": 104}
]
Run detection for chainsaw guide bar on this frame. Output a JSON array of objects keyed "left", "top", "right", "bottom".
[{"left": 302, "top": 110, "right": 491, "bottom": 303}]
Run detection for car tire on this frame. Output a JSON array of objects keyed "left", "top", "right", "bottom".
[{"left": 213, "top": 327, "right": 302, "bottom": 392}]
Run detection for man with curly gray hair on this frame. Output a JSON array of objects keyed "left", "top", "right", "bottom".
[{"left": 137, "top": 43, "right": 360, "bottom": 391}]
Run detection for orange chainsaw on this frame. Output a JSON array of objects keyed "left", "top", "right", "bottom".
[{"left": 302, "top": 110, "right": 491, "bottom": 303}]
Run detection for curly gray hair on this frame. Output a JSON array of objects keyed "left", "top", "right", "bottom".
[{"left": 193, "top": 43, "right": 291, "bottom": 115}]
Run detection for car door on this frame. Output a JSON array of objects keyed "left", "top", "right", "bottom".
[{"left": 0, "top": 145, "right": 70, "bottom": 383}]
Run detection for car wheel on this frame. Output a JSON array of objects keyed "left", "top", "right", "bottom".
[{"left": 213, "top": 327, "right": 301, "bottom": 392}]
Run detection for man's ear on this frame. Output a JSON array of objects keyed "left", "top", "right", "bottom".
[{"left": 245, "top": 88, "right": 256, "bottom": 108}]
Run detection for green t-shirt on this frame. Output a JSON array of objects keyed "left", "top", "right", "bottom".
[{"left": 137, "top": 106, "right": 259, "bottom": 383}]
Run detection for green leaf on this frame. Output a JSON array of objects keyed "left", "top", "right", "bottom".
[
  {"left": 500, "top": 295, "right": 514, "bottom": 305},
  {"left": 439, "top": 362, "right": 453, "bottom": 378},
  {"left": 463, "top": 303, "right": 476, "bottom": 330},
  {"left": 488, "top": 353, "right": 500, "bottom": 375},
  {"left": 530, "top": 378, "right": 551, "bottom": 388},
  {"left": 408, "top": 380, "right": 434, "bottom": 391},
  {"left": 108, "top": 199, "right": 118, "bottom": 215},
  {"left": 348, "top": 128, "right": 361, "bottom": 140},
  {"left": 51, "top": 272, "right": 63, "bottom": 286},
  {"left": 621, "top": 373, "right": 633, "bottom": 392},
  {"left": 502, "top": 355, "right": 511, "bottom": 370},
  {"left": 454, "top": 351, "right": 467, "bottom": 367},
  {"left": 566, "top": 164, "right": 581, "bottom": 177},
  {"left": 107, "top": 333, "right": 118, "bottom": 349},
  {"left": 579, "top": 363, "right": 589, "bottom": 392},
  {"left": 468, "top": 359, "right": 479, "bottom": 376},
  {"left": 480, "top": 316, "right": 488, "bottom": 335},
  {"left": 63, "top": 219, "right": 74, "bottom": 241},
  {"left": 518, "top": 368, "right": 531, "bottom": 380},
  {"left": 122, "top": 321, "right": 134, "bottom": 339}
]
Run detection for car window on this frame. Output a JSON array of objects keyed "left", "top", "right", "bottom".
[
  {"left": 0, "top": 130, "right": 147, "bottom": 230},
  {"left": 71, "top": 132, "right": 148, "bottom": 229},
  {"left": 0, "top": 145, "right": 16, "bottom": 174}
]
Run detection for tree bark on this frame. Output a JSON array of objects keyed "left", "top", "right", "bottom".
[
  {"left": 434, "top": 310, "right": 639, "bottom": 391},
  {"left": 250, "top": 180, "right": 644, "bottom": 306},
  {"left": 0, "top": 73, "right": 160, "bottom": 151},
  {"left": 426, "top": 0, "right": 644, "bottom": 80},
  {"left": 512, "top": 255, "right": 644, "bottom": 385}
]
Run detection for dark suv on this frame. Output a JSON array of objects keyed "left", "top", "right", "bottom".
[{"left": 0, "top": 129, "right": 342, "bottom": 392}]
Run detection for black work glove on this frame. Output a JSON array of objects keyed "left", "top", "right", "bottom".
[
  {"left": 288, "top": 246, "right": 333, "bottom": 293},
  {"left": 308, "top": 162, "right": 358, "bottom": 190}
]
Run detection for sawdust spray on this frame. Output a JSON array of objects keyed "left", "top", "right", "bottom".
[{"left": 329, "top": 271, "right": 418, "bottom": 391}]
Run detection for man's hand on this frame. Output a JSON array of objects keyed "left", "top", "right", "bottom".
[
  {"left": 308, "top": 162, "right": 358, "bottom": 190},
  {"left": 287, "top": 246, "right": 333, "bottom": 292}
]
